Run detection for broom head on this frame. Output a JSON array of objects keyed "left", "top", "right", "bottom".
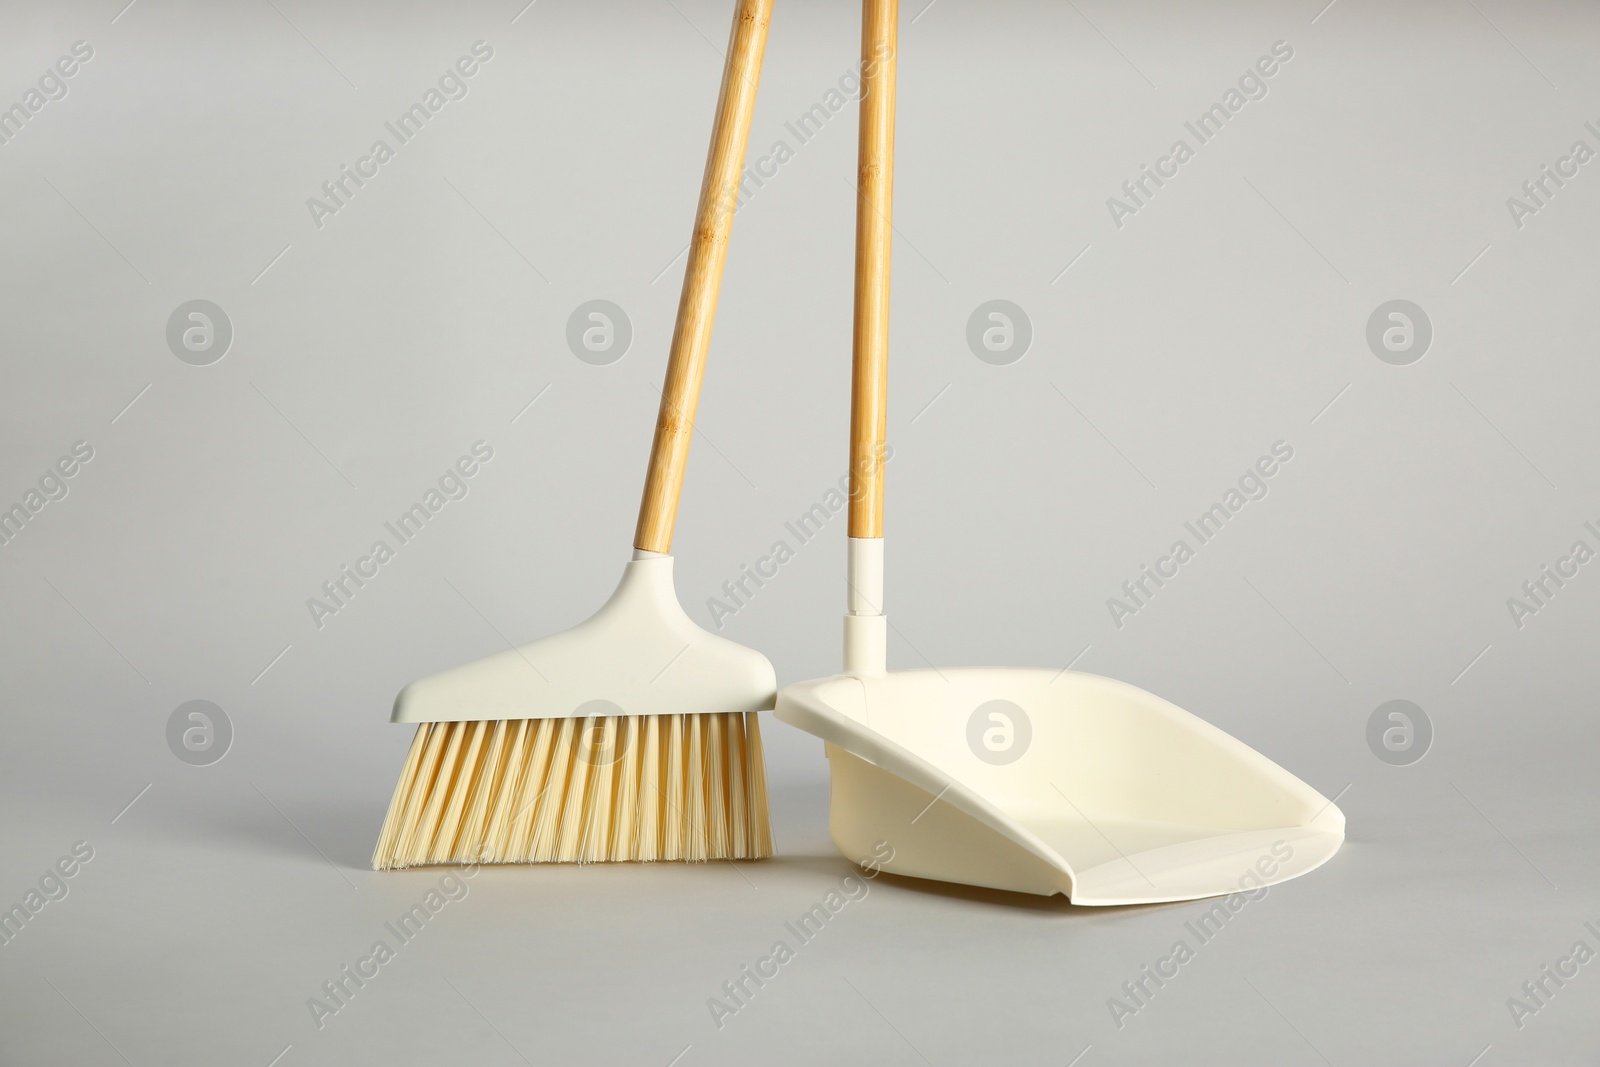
[{"left": 373, "top": 555, "right": 776, "bottom": 869}]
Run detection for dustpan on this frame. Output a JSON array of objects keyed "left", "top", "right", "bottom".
[
  {"left": 773, "top": 0, "right": 1344, "bottom": 905},
  {"left": 779, "top": 670, "right": 1345, "bottom": 905}
]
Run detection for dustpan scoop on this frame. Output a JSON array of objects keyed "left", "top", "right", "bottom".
[{"left": 773, "top": 0, "right": 1344, "bottom": 905}]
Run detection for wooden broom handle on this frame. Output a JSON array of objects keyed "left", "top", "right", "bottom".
[
  {"left": 634, "top": 0, "right": 774, "bottom": 554},
  {"left": 848, "top": 0, "right": 897, "bottom": 539}
]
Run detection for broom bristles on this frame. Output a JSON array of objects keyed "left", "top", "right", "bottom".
[{"left": 372, "top": 712, "right": 773, "bottom": 870}]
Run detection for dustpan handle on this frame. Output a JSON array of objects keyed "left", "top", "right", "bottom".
[
  {"left": 848, "top": 0, "right": 897, "bottom": 540},
  {"left": 840, "top": 0, "right": 896, "bottom": 674},
  {"left": 635, "top": 0, "right": 775, "bottom": 555}
]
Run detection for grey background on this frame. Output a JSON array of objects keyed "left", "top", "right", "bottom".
[{"left": 1, "top": 0, "right": 1597, "bottom": 1063}]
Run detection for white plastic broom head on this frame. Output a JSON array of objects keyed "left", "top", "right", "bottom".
[{"left": 392, "top": 553, "right": 776, "bottom": 724}]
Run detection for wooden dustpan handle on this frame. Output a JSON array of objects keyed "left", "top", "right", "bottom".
[
  {"left": 634, "top": 0, "right": 774, "bottom": 555},
  {"left": 848, "top": 0, "right": 897, "bottom": 539}
]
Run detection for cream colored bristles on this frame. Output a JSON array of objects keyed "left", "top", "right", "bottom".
[
  {"left": 372, "top": 712, "right": 773, "bottom": 869},
  {"left": 636, "top": 716, "right": 662, "bottom": 862},
  {"left": 608, "top": 716, "right": 641, "bottom": 862}
]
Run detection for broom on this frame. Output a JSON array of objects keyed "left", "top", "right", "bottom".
[{"left": 374, "top": 0, "right": 776, "bottom": 869}]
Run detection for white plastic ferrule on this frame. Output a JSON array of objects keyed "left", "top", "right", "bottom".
[
  {"left": 845, "top": 538, "right": 887, "bottom": 674},
  {"left": 843, "top": 613, "right": 887, "bottom": 675},
  {"left": 847, "top": 537, "right": 884, "bottom": 615}
]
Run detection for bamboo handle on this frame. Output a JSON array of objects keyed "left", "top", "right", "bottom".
[
  {"left": 848, "top": 0, "right": 897, "bottom": 539},
  {"left": 634, "top": 0, "right": 774, "bottom": 555}
]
